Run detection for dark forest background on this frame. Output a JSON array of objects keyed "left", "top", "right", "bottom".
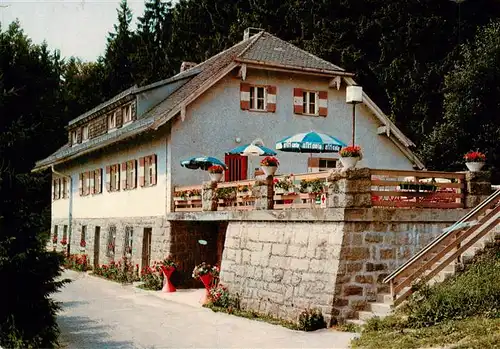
[{"left": 1, "top": 0, "right": 500, "bottom": 347}]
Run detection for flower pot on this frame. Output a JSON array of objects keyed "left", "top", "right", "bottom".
[
  {"left": 160, "top": 265, "right": 176, "bottom": 293},
  {"left": 199, "top": 274, "right": 213, "bottom": 304},
  {"left": 189, "top": 195, "right": 202, "bottom": 201},
  {"left": 275, "top": 187, "right": 285, "bottom": 194},
  {"left": 340, "top": 156, "right": 360, "bottom": 169},
  {"left": 261, "top": 165, "right": 277, "bottom": 176},
  {"left": 209, "top": 172, "right": 223, "bottom": 182},
  {"left": 173, "top": 197, "right": 185, "bottom": 201},
  {"left": 465, "top": 162, "right": 485, "bottom": 172}
]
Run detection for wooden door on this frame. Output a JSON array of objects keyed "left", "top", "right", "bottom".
[
  {"left": 93, "top": 226, "right": 100, "bottom": 268},
  {"left": 224, "top": 154, "right": 248, "bottom": 182},
  {"left": 141, "top": 228, "right": 152, "bottom": 269}
]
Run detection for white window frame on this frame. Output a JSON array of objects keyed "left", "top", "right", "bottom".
[
  {"left": 126, "top": 160, "right": 136, "bottom": 189},
  {"left": 303, "top": 91, "right": 319, "bottom": 115},
  {"left": 318, "top": 158, "right": 337, "bottom": 171},
  {"left": 110, "top": 164, "right": 119, "bottom": 191},
  {"left": 82, "top": 125, "right": 89, "bottom": 142},
  {"left": 71, "top": 130, "right": 78, "bottom": 146},
  {"left": 108, "top": 112, "right": 117, "bottom": 132},
  {"left": 122, "top": 104, "right": 132, "bottom": 125},
  {"left": 249, "top": 86, "right": 267, "bottom": 111}
]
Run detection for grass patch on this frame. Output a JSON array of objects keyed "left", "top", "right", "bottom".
[
  {"left": 352, "top": 316, "right": 500, "bottom": 349},
  {"left": 353, "top": 241, "right": 500, "bottom": 348},
  {"left": 204, "top": 304, "right": 300, "bottom": 330}
]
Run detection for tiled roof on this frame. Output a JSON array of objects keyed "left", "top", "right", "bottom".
[
  {"left": 34, "top": 117, "right": 155, "bottom": 169},
  {"left": 237, "top": 32, "right": 345, "bottom": 73},
  {"left": 146, "top": 36, "right": 257, "bottom": 121}
]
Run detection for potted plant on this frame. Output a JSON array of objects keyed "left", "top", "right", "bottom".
[
  {"left": 160, "top": 257, "right": 177, "bottom": 293},
  {"left": 237, "top": 185, "right": 252, "bottom": 198},
  {"left": 260, "top": 156, "right": 279, "bottom": 176},
  {"left": 173, "top": 191, "right": 186, "bottom": 201},
  {"left": 52, "top": 236, "right": 58, "bottom": 245},
  {"left": 464, "top": 151, "right": 486, "bottom": 172},
  {"left": 339, "top": 145, "right": 362, "bottom": 169},
  {"left": 208, "top": 165, "right": 225, "bottom": 182},
  {"left": 188, "top": 189, "right": 202, "bottom": 200},
  {"left": 274, "top": 175, "right": 294, "bottom": 194},
  {"left": 80, "top": 239, "right": 86, "bottom": 253},
  {"left": 192, "top": 262, "right": 219, "bottom": 304},
  {"left": 216, "top": 187, "right": 237, "bottom": 203},
  {"left": 60, "top": 237, "right": 68, "bottom": 246}
]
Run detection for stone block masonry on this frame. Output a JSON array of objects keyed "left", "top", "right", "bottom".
[{"left": 220, "top": 221, "right": 345, "bottom": 326}]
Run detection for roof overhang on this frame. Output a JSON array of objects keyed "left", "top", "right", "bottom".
[{"left": 234, "top": 58, "right": 354, "bottom": 77}]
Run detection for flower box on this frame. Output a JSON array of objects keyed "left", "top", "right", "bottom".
[
  {"left": 173, "top": 196, "right": 186, "bottom": 201},
  {"left": 188, "top": 195, "right": 202, "bottom": 201},
  {"left": 237, "top": 191, "right": 251, "bottom": 198}
]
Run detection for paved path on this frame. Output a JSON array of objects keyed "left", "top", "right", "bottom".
[{"left": 56, "top": 270, "right": 357, "bottom": 348}]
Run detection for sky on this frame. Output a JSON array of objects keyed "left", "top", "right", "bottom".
[{"left": 0, "top": 0, "right": 147, "bottom": 61}]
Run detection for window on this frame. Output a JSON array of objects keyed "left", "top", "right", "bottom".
[
  {"left": 63, "top": 225, "right": 68, "bottom": 241},
  {"left": 106, "top": 226, "right": 116, "bottom": 257},
  {"left": 54, "top": 179, "right": 60, "bottom": 200},
  {"left": 71, "top": 130, "right": 78, "bottom": 145},
  {"left": 82, "top": 172, "right": 90, "bottom": 195},
  {"left": 108, "top": 112, "right": 117, "bottom": 130},
  {"left": 124, "top": 226, "right": 133, "bottom": 256},
  {"left": 81, "top": 225, "right": 87, "bottom": 244},
  {"left": 126, "top": 160, "right": 137, "bottom": 189},
  {"left": 109, "top": 164, "right": 120, "bottom": 191},
  {"left": 303, "top": 91, "right": 318, "bottom": 115},
  {"left": 93, "top": 169, "right": 102, "bottom": 194},
  {"left": 142, "top": 155, "right": 157, "bottom": 187},
  {"left": 122, "top": 104, "right": 132, "bottom": 124},
  {"left": 82, "top": 125, "right": 89, "bottom": 142},
  {"left": 308, "top": 157, "right": 337, "bottom": 173},
  {"left": 319, "top": 159, "right": 337, "bottom": 171},
  {"left": 249, "top": 86, "right": 266, "bottom": 111},
  {"left": 53, "top": 225, "right": 58, "bottom": 240}
]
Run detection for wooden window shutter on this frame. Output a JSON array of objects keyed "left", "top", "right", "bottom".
[
  {"left": 151, "top": 154, "right": 157, "bottom": 185},
  {"left": 121, "top": 162, "right": 127, "bottom": 189},
  {"left": 308, "top": 157, "right": 320, "bottom": 168},
  {"left": 90, "top": 171, "right": 95, "bottom": 194},
  {"left": 318, "top": 91, "right": 328, "bottom": 117},
  {"left": 79, "top": 173, "right": 83, "bottom": 196},
  {"left": 106, "top": 166, "right": 111, "bottom": 192},
  {"left": 131, "top": 102, "right": 137, "bottom": 121},
  {"left": 266, "top": 86, "right": 277, "bottom": 112},
  {"left": 293, "top": 88, "right": 304, "bottom": 114},
  {"left": 132, "top": 160, "right": 137, "bottom": 189},
  {"left": 52, "top": 180, "right": 56, "bottom": 200},
  {"left": 139, "top": 157, "right": 145, "bottom": 187},
  {"left": 94, "top": 169, "right": 100, "bottom": 194},
  {"left": 116, "top": 108, "right": 123, "bottom": 128},
  {"left": 240, "top": 83, "right": 250, "bottom": 110},
  {"left": 76, "top": 127, "right": 83, "bottom": 143}
]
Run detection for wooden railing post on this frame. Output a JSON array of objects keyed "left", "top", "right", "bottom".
[
  {"left": 202, "top": 181, "right": 218, "bottom": 211},
  {"left": 326, "top": 168, "right": 372, "bottom": 208},
  {"left": 465, "top": 171, "right": 492, "bottom": 209},
  {"left": 253, "top": 175, "right": 274, "bottom": 210}
]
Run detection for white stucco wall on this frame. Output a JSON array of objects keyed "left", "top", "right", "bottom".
[
  {"left": 52, "top": 135, "right": 167, "bottom": 219},
  {"left": 170, "top": 69, "right": 415, "bottom": 186}
]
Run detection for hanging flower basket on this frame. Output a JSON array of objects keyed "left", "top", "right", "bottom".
[
  {"left": 464, "top": 151, "right": 486, "bottom": 172},
  {"left": 339, "top": 146, "right": 362, "bottom": 169},
  {"left": 208, "top": 165, "right": 225, "bottom": 182},
  {"left": 260, "top": 156, "right": 279, "bottom": 176}
]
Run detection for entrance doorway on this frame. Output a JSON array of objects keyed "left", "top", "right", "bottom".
[
  {"left": 142, "top": 228, "right": 152, "bottom": 269},
  {"left": 93, "top": 226, "right": 100, "bottom": 268},
  {"left": 224, "top": 154, "right": 247, "bottom": 181}
]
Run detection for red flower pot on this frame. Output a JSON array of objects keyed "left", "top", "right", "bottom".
[
  {"left": 160, "top": 265, "right": 176, "bottom": 293},
  {"left": 199, "top": 274, "right": 213, "bottom": 304}
]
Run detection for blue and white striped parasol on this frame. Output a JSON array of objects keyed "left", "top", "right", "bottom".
[
  {"left": 275, "top": 131, "right": 346, "bottom": 153},
  {"left": 180, "top": 156, "right": 227, "bottom": 171},
  {"left": 228, "top": 143, "right": 277, "bottom": 156}
]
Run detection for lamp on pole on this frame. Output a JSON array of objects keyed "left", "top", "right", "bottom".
[{"left": 346, "top": 85, "right": 363, "bottom": 146}]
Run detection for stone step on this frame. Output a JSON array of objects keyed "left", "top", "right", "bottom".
[
  {"left": 376, "top": 293, "right": 393, "bottom": 304},
  {"left": 345, "top": 319, "right": 366, "bottom": 327},
  {"left": 368, "top": 302, "right": 393, "bottom": 315},
  {"left": 358, "top": 310, "right": 383, "bottom": 322}
]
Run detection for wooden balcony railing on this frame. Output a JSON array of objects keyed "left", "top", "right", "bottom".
[
  {"left": 172, "top": 168, "right": 482, "bottom": 212},
  {"left": 371, "top": 169, "right": 466, "bottom": 209}
]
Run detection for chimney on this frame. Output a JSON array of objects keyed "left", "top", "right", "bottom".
[
  {"left": 244, "top": 27, "right": 264, "bottom": 40},
  {"left": 180, "top": 61, "right": 197, "bottom": 73}
]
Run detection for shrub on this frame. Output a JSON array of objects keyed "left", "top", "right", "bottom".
[
  {"left": 297, "top": 308, "right": 326, "bottom": 331},
  {"left": 140, "top": 264, "right": 163, "bottom": 290},
  {"left": 404, "top": 242, "right": 500, "bottom": 327},
  {"left": 208, "top": 284, "right": 238, "bottom": 308},
  {"left": 63, "top": 254, "right": 90, "bottom": 272},
  {"left": 93, "top": 257, "right": 139, "bottom": 284}
]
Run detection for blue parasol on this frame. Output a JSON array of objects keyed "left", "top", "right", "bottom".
[
  {"left": 275, "top": 131, "right": 346, "bottom": 153},
  {"left": 180, "top": 156, "right": 227, "bottom": 171}
]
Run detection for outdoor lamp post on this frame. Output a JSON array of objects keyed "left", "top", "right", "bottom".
[{"left": 346, "top": 85, "right": 363, "bottom": 146}]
